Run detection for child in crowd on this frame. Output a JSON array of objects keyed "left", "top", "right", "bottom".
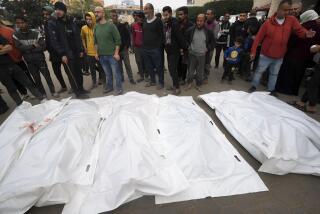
[{"left": 221, "top": 37, "right": 244, "bottom": 84}]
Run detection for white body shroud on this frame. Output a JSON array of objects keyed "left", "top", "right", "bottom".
[
  {"left": 199, "top": 91, "right": 320, "bottom": 176},
  {"left": 0, "top": 92, "right": 267, "bottom": 214}
]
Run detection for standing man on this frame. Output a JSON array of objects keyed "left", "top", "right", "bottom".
[
  {"left": 143, "top": 3, "right": 165, "bottom": 89},
  {"left": 0, "top": 15, "right": 34, "bottom": 100},
  {"left": 13, "top": 16, "right": 59, "bottom": 98},
  {"left": 81, "top": 11, "right": 105, "bottom": 89},
  {"left": 48, "top": 2, "right": 89, "bottom": 98},
  {"left": 240, "top": 10, "right": 261, "bottom": 79},
  {"left": 42, "top": 6, "right": 67, "bottom": 93},
  {"left": 204, "top": 9, "right": 218, "bottom": 81},
  {"left": 162, "top": 6, "right": 187, "bottom": 95},
  {"left": 290, "top": 1, "right": 303, "bottom": 20},
  {"left": 249, "top": 0, "right": 316, "bottom": 96},
  {"left": 215, "top": 13, "right": 231, "bottom": 68},
  {"left": 94, "top": 6, "right": 123, "bottom": 95},
  {"left": 176, "top": 6, "right": 194, "bottom": 85},
  {"left": 229, "top": 12, "right": 248, "bottom": 47},
  {"left": 185, "top": 14, "right": 214, "bottom": 91},
  {"left": 110, "top": 10, "right": 136, "bottom": 85},
  {"left": 0, "top": 34, "right": 43, "bottom": 106},
  {"left": 132, "top": 11, "right": 147, "bottom": 83}
]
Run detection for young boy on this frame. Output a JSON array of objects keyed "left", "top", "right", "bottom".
[{"left": 221, "top": 37, "right": 243, "bottom": 84}]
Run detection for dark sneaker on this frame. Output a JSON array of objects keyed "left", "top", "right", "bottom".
[
  {"left": 269, "top": 91, "right": 279, "bottom": 97},
  {"left": 248, "top": 86, "right": 256, "bottom": 93},
  {"left": 137, "top": 78, "right": 144, "bottom": 83},
  {"left": 130, "top": 79, "right": 136, "bottom": 85},
  {"left": 0, "top": 105, "right": 9, "bottom": 115},
  {"left": 76, "top": 94, "right": 89, "bottom": 99},
  {"left": 79, "top": 89, "right": 90, "bottom": 94},
  {"left": 103, "top": 88, "right": 114, "bottom": 94}
]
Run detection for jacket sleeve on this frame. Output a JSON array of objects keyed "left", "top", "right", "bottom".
[
  {"left": 229, "top": 23, "right": 235, "bottom": 47},
  {"left": 33, "top": 31, "right": 46, "bottom": 52},
  {"left": 47, "top": 20, "right": 66, "bottom": 57},
  {"left": 292, "top": 18, "right": 307, "bottom": 39},
  {"left": 123, "top": 25, "right": 131, "bottom": 48},
  {"left": 73, "top": 23, "right": 84, "bottom": 53},
  {"left": 250, "top": 22, "right": 267, "bottom": 57},
  {"left": 111, "top": 24, "right": 121, "bottom": 47},
  {"left": 158, "top": 19, "right": 165, "bottom": 45},
  {"left": 207, "top": 29, "right": 215, "bottom": 51},
  {"left": 224, "top": 47, "right": 230, "bottom": 59},
  {"left": 80, "top": 26, "right": 87, "bottom": 50},
  {"left": 173, "top": 22, "right": 187, "bottom": 50},
  {"left": 12, "top": 33, "right": 34, "bottom": 52},
  {"left": 213, "top": 21, "right": 220, "bottom": 39}
]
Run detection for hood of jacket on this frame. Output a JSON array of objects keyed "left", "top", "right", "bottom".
[{"left": 85, "top": 12, "right": 96, "bottom": 28}]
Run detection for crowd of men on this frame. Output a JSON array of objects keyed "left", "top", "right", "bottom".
[{"left": 0, "top": 0, "right": 319, "bottom": 115}]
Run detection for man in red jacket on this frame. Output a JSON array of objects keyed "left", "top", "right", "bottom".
[{"left": 249, "top": 0, "right": 315, "bottom": 96}]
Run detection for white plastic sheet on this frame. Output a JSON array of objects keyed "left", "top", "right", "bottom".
[
  {"left": 0, "top": 92, "right": 268, "bottom": 214},
  {"left": 199, "top": 91, "right": 320, "bottom": 176}
]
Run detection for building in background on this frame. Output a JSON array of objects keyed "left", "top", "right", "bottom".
[{"left": 106, "top": 4, "right": 140, "bottom": 23}]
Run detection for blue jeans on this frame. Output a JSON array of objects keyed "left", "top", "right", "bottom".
[
  {"left": 99, "top": 55, "right": 122, "bottom": 91},
  {"left": 252, "top": 55, "right": 283, "bottom": 91},
  {"left": 143, "top": 48, "right": 164, "bottom": 85}
]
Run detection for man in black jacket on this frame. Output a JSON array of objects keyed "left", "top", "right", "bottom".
[
  {"left": 143, "top": 3, "right": 165, "bottom": 89},
  {"left": 111, "top": 10, "right": 136, "bottom": 84},
  {"left": 176, "top": 6, "right": 194, "bottom": 85},
  {"left": 42, "top": 6, "right": 67, "bottom": 93},
  {"left": 0, "top": 35, "right": 43, "bottom": 106},
  {"left": 48, "top": 2, "right": 89, "bottom": 98},
  {"left": 229, "top": 12, "right": 247, "bottom": 47},
  {"left": 185, "top": 14, "right": 214, "bottom": 91},
  {"left": 13, "top": 16, "right": 58, "bottom": 99},
  {"left": 162, "top": 6, "right": 187, "bottom": 95},
  {"left": 215, "top": 13, "right": 231, "bottom": 68}
]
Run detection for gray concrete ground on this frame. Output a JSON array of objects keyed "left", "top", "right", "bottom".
[{"left": 1, "top": 53, "right": 320, "bottom": 214}]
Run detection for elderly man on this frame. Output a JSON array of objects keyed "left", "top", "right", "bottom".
[{"left": 185, "top": 14, "right": 214, "bottom": 91}]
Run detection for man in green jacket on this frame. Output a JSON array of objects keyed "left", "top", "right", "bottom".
[{"left": 94, "top": 6, "right": 123, "bottom": 95}]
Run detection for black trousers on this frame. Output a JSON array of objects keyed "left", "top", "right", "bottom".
[
  {"left": 301, "top": 64, "right": 320, "bottom": 106},
  {"left": 14, "top": 61, "right": 35, "bottom": 95},
  {"left": 0, "top": 63, "right": 42, "bottom": 105},
  {"left": 167, "top": 52, "right": 180, "bottom": 89},
  {"left": 51, "top": 60, "right": 67, "bottom": 89},
  {"left": 87, "top": 55, "right": 104, "bottom": 84},
  {"left": 62, "top": 58, "right": 84, "bottom": 95},
  {"left": 276, "top": 57, "right": 310, "bottom": 96},
  {"left": 0, "top": 95, "right": 8, "bottom": 113},
  {"left": 215, "top": 43, "right": 227, "bottom": 68},
  {"left": 27, "top": 60, "right": 55, "bottom": 96},
  {"left": 222, "top": 63, "right": 238, "bottom": 81},
  {"left": 239, "top": 52, "right": 251, "bottom": 78},
  {"left": 177, "top": 55, "right": 188, "bottom": 82}
]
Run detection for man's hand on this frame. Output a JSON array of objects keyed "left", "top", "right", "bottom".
[
  {"left": 62, "top": 56, "right": 68, "bottom": 64},
  {"left": 80, "top": 52, "right": 84, "bottom": 58},
  {"left": 306, "top": 29, "right": 316, "bottom": 38},
  {"left": 250, "top": 54, "right": 255, "bottom": 61},
  {"left": 113, "top": 53, "right": 120, "bottom": 61},
  {"left": 95, "top": 54, "right": 99, "bottom": 61}
]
